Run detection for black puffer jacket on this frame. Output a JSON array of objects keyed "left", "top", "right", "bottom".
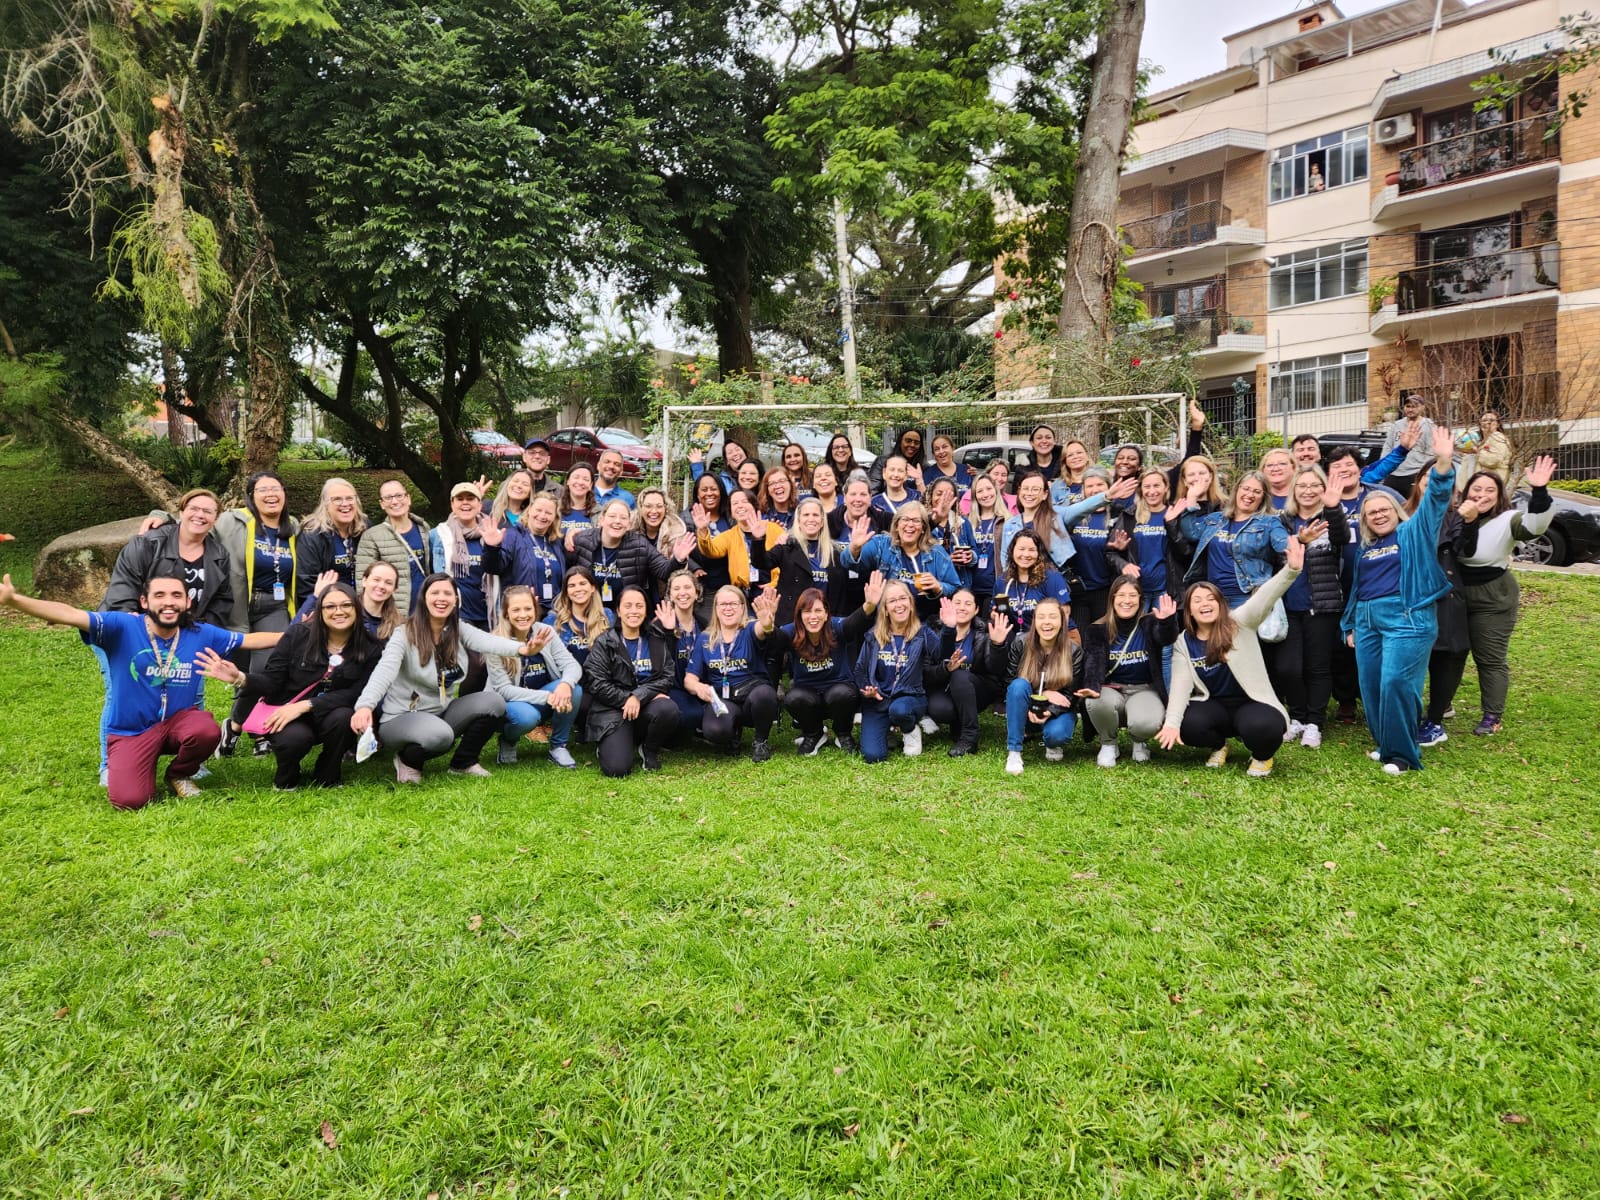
[
  {"left": 1285, "top": 505, "right": 1350, "bottom": 616},
  {"left": 569, "top": 529, "right": 678, "bottom": 603},
  {"left": 582, "top": 626, "right": 677, "bottom": 741}
]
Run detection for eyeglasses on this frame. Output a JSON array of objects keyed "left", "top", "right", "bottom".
[{"left": 321, "top": 603, "right": 356, "bottom": 613}]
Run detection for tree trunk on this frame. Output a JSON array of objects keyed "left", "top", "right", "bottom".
[
  {"left": 55, "top": 412, "right": 181, "bottom": 511},
  {"left": 1057, "top": 0, "right": 1145, "bottom": 342},
  {"left": 710, "top": 246, "right": 756, "bottom": 378},
  {"left": 241, "top": 311, "right": 291, "bottom": 480}
]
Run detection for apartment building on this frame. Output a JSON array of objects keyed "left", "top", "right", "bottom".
[{"left": 1014, "top": 0, "right": 1600, "bottom": 459}]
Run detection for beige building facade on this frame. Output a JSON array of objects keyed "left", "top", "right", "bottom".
[{"left": 1018, "top": 0, "right": 1599, "bottom": 455}]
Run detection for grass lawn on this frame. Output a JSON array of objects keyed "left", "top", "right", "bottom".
[{"left": 2, "top": 441, "right": 1598, "bottom": 1197}]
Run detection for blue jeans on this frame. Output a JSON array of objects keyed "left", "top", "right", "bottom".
[
  {"left": 92, "top": 642, "right": 112, "bottom": 772},
  {"left": 502, "top": 683, "right": 582, "bottom": 749},
  {"left": 859, "top": 695, "right": 927, "bottom": 763},
  {"left": 1005, "top": 676, "right": 1075, "bottom": 752},
  {"left": 1353, "top": 594, "right": 1435, "bottom": 771}
]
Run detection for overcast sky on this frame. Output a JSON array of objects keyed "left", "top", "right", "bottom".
[{"left": 1142, "top": 0, "right": 1423, "bottom": 89}]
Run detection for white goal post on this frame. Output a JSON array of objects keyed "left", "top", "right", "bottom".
[{"left": 656, "top": 393, "right": 1189, "bottom": 504}]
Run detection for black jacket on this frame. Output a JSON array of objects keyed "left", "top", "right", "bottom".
[
  {"left": 1288, "top": 505, "right": 1351, "bottom": 616},
  {"left": 569, "top": 529, "right": 677, "bottom": 603},
  {"left": 583, "top": 626, "right": 677, "bottom": 741},
  {"left": 103, "top": 525, "right": 234, "bottom": 627},
  {"left": 924, "top": 620, "right": 1003, "bottom": 692},
  {"left": 1079, "top": 612, "right": 1178, "bottom": 702},
  {"left": 248, "top": 619, "right": 380, "bottom": 713},
  {"left": 755, "top": 538, "right": 854, "bottom": 627}
]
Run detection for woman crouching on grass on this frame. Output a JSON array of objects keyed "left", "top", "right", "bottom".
[
  {"left": 1077, "top": 575, "right": 1178, "bottom": 768},
  {"left": 1341, "top": 424, "right": 1458, "bottom": 774},
  {"left": 486, "top": 585, "right": 582, "bottom": 769},
  {"left": 684, "top": 585, "right": 780, "bottom": 761},
  {"left": 1157, "top": 535, "right": 1304, "bottom": 779},
  {"left": 357, "top": 560, "right": 404, "bottom": 642},
  {"left": 583, "top": 586, "right": 680, "bottom": 775},
  {"left": 991, "top": 598, "right": 1080, "bottom": 777},
  {"left": 352, "top": 573, "right": 548, "bottom": 784},
  {"left": 853, "top": 579, "right": 942, "bottom": 763},
  {"left": 781, "top": 575, "right": 883, "bottom": 757}
]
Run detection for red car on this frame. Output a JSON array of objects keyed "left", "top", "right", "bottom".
[{"left": 543, "top": 426, "right": 662, "bottom": 478}]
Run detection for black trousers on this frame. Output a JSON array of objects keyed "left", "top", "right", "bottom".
[
  {"left": 926, "top": 670, "right": 999, "bottom": 748},
  {"left": 269, "top": 705, "right": 356, "bottom": 788},
  {"left": 1178, "top": 697, "right": 1285, "bottom": 761},
  {"left": 702, "top": 683, "right": 779, "bottom": 747},
  {"left": 784, "top": 683, "right": 859, "bottom": 737},
  {"left": 1331, "top": 640, "right": 1359, "bottom": 707},
  {"left": 1279, "top": 611, "right": 1339, "bottom": 725},
  {"left": 1426, "top": 648, "right": 1469, "bottom": 723},
  {"left": 596, "top": 697, "right": 682, "bottom": 777}
]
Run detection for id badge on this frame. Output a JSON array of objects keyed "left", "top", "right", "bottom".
[
  {"left": 721, "top": 678, "right": 731, "bottom": 700},
  {"left": 272, "top": 581, "right": 286, "bottom": 602},
  {"left": 542, "top": 581, "right": 554, "bottom": 601},
  {"left": 602, "top": 582, "right": 613, "bottom": 603},
  {"left": 750, "top": 568, "right": 760, "bottom": 584},
  {"left": 847, "top": 570, "right": 860, "bottom": 580},
  {"left": 977, "top": 555, "right": 989, "bottom": 570}
]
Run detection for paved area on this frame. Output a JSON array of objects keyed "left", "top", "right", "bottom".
[{"left": 1514, "top": 560, "right": 1600, "bottom": 577}]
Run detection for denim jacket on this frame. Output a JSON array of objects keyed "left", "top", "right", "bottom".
[{"left": 1178, "top": 509, "right": 1290, "bottom": 591}]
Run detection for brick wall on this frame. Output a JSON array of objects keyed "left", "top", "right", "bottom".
[
  {"left": 1223, "top": 152, "right": 1266, "bottom": 229},
  {"left": 1117, "top": 184, "right": 1153, "bottom": 231}
]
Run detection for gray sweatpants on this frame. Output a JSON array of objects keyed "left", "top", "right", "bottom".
[
  {"left": 377, "top": 692, "right": 506, "bottom": 769},
  {"left": 1084, "top": 683, "right": 1165, "bottom": 745}
]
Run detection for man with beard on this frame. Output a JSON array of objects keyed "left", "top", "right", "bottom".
[{"left": 0, "top": 573, "right": 281, "bottom": 809}]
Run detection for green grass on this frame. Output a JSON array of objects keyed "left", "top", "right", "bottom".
[{"left": 2, "top": 441, "right": 1599, "bottom": 1197}]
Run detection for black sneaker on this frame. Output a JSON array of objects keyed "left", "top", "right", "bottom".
[
  {"left": 216, "top": 722, "right": 240, "bottom": 758},
  {"left": 252, "top": 737, "right": 271, "bottom": 757},
  {"left": 947, "top": 741, "right": 977, "bottom": 758},
  {"left": 751, "top": 739, "right": 772, "bottom": 764},
  {"left": 639, "top": 746, "right": 662, "bottom": 771},
  {"left": 835, "top": 734, "right": 858, "bottom": 755},
  {"left": 796, "top": 732, "right": 825, "bottom": 757}
]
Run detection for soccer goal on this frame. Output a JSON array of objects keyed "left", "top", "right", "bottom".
[{"left": 657, "top": 393, "right": 1189, "bottom": 504}]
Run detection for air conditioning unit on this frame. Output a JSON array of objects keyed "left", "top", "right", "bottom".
[{"left": 1375, "top": 113, "right": 1415, "bottom": 145}]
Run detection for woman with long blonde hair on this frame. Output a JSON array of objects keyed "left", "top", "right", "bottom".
[
  {"left": 852, "top": 579, "right": 942, "bottom": 763},
  {"left": 487, "top": 585, "right": 583, "bottom": 768}
]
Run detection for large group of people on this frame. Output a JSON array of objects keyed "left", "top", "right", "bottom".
[{"left": 2, "top": 398, "right": 1559, "bottom": 807}]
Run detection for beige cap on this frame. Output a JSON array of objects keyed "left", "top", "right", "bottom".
[{"left": 450, "top": 481, "right": 483, "bottom": 500}]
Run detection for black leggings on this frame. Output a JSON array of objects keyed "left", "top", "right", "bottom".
[
  {"left": 596, "top": 696, "right": 682, "bottom": 777},
  {"left": 1279, "top": 611, "right": 1339, "bottom": 725},
  {"left": 702, "top": 683, "right": 779, "bottom": 747},
  {"left": 1426, "top": 648, "right": 1470, "bottom": 723},
  {"left": 269, "top": 704, "right": 355, "bottom": 789},
  {"left": 784, "top": 683, "right": 859, "bottom": 737},
  {"left": 926, "top": 670, "right": 999, "bottom": 748},
  {"left": 1178, "top": 697, "right": 1285, "bottom": 761}
]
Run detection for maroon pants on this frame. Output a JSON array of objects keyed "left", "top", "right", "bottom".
[{"left": 105, "top": 708, "right": 221, "bottom": 810}]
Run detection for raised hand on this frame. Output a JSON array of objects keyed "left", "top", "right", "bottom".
[
  {"left": 1322, "top": 477, "right": 1344, "bottom": 508},
  {"left": 313, "top": 570, "right": 339, "bottom": 598},
  {"left": 1284, "top": 531, "right": 1306, "bottom": 572},
  {"left": 1107, "top": 475, "right": 1138, "bottom": 502},
  {"left": 1153, "top": 593, "right": 1177, "bottom": 620},
  {"left": 863, "top": 569, "right": 886, "bottom": 608},
  {"left": 1189, "top": 399, "right": 1206, "bottom": 430},
  {"left": 988, "top": 608, "right": 1013, "bottom": 644},
  {"left": 946, "top": 647, "right": 967, "bottom": 673},
  {"left": 851, "top": 514, "right": 873, "bottom": 550},
  {"left": 1525, "top": 454, "right": 1557, "bottom": 489},
  {"left": 691, "top": 504, "right": 711, "bottom": 531},
  {"left": 1296, "top": 518, "right": 1328, "bottom": 545},
  {"left": 194, "top": 647, "right": 244, "bottom": 685},
  {"left": 1185, "top": 479, "right": 1209, "bottom": 506},
  {"left": 672, "top": 531, "right": 697, "bottom": 561},
  {"left": 688, "top": 448, "right": 704, "bottom": 465},
  {"left": 478, "top": 516, "right": 505, "bottom": 547},
  {"left": 1155, "top": 725, "right": 1181, "bottom": 750},
  {"left": 938, "top": 595, "right": 956, "bottom": 627},
  {"left": 752, "top": 586, "right": 779, "bottom": 627},
  {"left": 526, "top": 624, "right": 554, "bottom": 652},
  {"left": 474, "top": 474, "right": 491, "bottom": 497},
  {"left": 655, "top": 601, "right": 676, "bottom": 631},
  {"left": 1398, "top": 422, "right": 1422, "bottom": 450},
  {"left": 1457, "top": 498, "right": 1482, "bottom": 523},
  {"left": 1430, "top": 422, "right": 1456, "bottom": 464},
  {"left": 1106, "top": 526, "right": 1131, "bottom": 552}
]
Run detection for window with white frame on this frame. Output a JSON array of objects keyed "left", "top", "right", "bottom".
[
  {"left": 1269, "top": 239, "right": 1368, "bottom": 309},
  {"left": 1269, "top": 351, "right": 1369, "bottom": 414},
  {"left": 1269, "top": 126, "right": 1369, "bottom": 202}
]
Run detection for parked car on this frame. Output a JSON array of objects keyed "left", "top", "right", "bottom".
[
  {"left": 1511, "top": 487, "right": 1600, "bottom": 567},
  {"left": 1098, "top": 442, "right": 1182, "bottom": 471},
  {"left": 543, "top": 426, "right": 663, "bottom": 478},
  {"left": 757, "top": 424, "right": 872, "bottom": 472},
  {"left": 469, "top": 429, "right": 525, "bottom": 464},
  {"left": 952, "top": 439, "right": 1034, "bottom": 477},
  {"left": 1315, "top": 430, "right": 1390, "bottom": 471}
]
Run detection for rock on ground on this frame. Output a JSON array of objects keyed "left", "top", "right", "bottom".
[{"left": 35, "top": 518, "right": 146, "bottom": 608}]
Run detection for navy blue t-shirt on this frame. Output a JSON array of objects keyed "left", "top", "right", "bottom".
[
  {"left": 1355, "top": 533, "right": 1403, "bottom": 601},
  {"left": 1068, "top": 511, "right": 1115, "bottom": 591},
  {"left": 1105, "top": 624, "right": 1153, "bottom": 686},
  {"left": 399, "top": 525, "right": 427, "bottom": 598},
  {"left": 687, "top": 624, "right": 768, "bottom": 693},
  {"left": 781, "top": 617, "right": 854, "bottom": 689},
  {"left": 998, "top": 569, "right": 1071, "bottom": 631},
  {"left": 1183, "top": 631, "right": 1242, "bottom": 698},
  {"left": 1131, "top": 512, "right": 1169, "bottom": 596},
  {"left": 1205, "top": 520, "right": 1248, "bottom": 605},
  {"left": 252, "top": 524, "right": 292, "bottom": 600}
]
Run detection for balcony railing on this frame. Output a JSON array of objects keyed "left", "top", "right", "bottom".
[
  {"left": 1398, "top": 115, "right": 1558, "bottom": 194},
  {"left": 1123, "top": 201, "right": 1232, "bottom": 253},
  {"left": 1406, "top": 372, "right": 1561, "bottom": 427},
  {"left": 1396, "top": 244, "right": 1559, "bottom": 314},
  {"left": 1127, "top": 308, "right": 1249, "bottom": 348}
]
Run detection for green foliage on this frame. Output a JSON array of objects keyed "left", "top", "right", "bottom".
[
  {"left": 1558, "top": 477, "right": 1600, "bottom": 497},
  {"left": 1473, "top": 11, "right": 1599, "bottom": 131},
  {"left": 98, "top": 204, "right": 231, "bottom": 348},
  {"left": 0, "top": 350, "right": 64, "bottom": 416},
  {"left": 124, "top": 433, "right": 242, "bottom": 491}
]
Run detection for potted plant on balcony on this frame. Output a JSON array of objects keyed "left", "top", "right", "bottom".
[
  {"left": 1232, "top": 317, "right": 1254, "bottom": 334},
  {"left": 1369, "top": 276, "right": 1398, "bottom": 315}
]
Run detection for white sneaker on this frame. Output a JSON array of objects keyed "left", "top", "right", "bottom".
[
  {"left": 394, "top": 754, "right": 422, "bottom": 785},
  {"left": 1284, "top": 719, "right": 1304, "bottom": 742},
  {"left": 449, "top": 763, "right": 492, "bottom": 778},
  {"left": 1096, "top": 744, "right": 1118, "bottom": 768},
  {"left": 918, "top": 716, "right": 938, "bottom": 735},
  {"left": 1004, "top": 751, "right": 1024, "bottom": 776},
  {"left": 1131, "top": 741, "right": 1150, "bottom": 763},
  {"left": 1300, "top": 724, "right": 1322, "bottom": 749},
  {"left": 1044, "top": 746, "right": 1064, "bottom": 762},
  {"left": 1382, "top": 761, "right": 1402, "bottom": 775},
  {"left": 1367, "top": 750, "right": 1382, "bottom": 761},
  {"left": 902, "top": 726, "right": 923, "bottom": 757},
  {"left": 853, "top": 712, "right": 862, "bottom": 725}
]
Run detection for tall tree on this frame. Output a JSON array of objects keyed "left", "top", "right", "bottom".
[{"left": 1056, "top": 0, "right": 1144, "bottom": 340}]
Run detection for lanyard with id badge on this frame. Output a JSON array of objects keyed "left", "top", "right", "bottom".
[{"left": 151, "top": 629, "right": 183, "bottom": 721}]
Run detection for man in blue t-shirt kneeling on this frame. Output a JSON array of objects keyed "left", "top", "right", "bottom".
[{"left": 0, "top": 572, "right": 281, "bottom": 809}]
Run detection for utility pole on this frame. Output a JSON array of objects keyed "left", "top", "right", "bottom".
[{"left": 833, "top": 196, "right": 861, "bottom": 402}]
